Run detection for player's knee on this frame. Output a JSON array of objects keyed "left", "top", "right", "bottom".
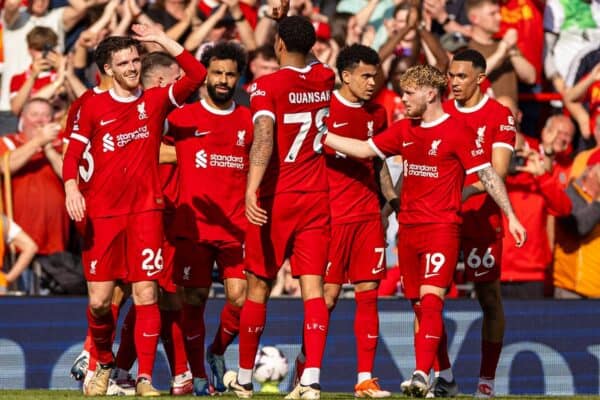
[
  {"left": 324, "top": 295, "right": 338, "bottom": 310},
  {"left": 226, "top": 287, "right": 246, "bottom": 308},
  {"left": 183, "top": 287, "right": 209, "bottom": 306},
  {"left": 132, "top": 283, "right": 158, "bottom": 305},
  {"left": 88, "top": 298, "right": 112, "bottom": 316}
]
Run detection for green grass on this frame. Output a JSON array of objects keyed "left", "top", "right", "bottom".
[{"left": 2, "top": 391, "right": 600, "bottom": 400}]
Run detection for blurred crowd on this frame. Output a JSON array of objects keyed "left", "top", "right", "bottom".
[{"left": 0, "top": 0, "right": 599, "bottom": 299}]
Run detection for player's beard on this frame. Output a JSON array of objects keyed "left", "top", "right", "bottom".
[
  {"left": 207, "top": 83, "right": 235, "bottom": 105},
  {"left": 405, "top": 101, "right": 427, "bottom": 118},
  {"left": 114, "top": 71, "right": 140, "bottom": 92}
]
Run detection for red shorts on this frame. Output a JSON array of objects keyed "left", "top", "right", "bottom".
[
  {"left": 398, "top": 223, "right": 460, "bottom": 299},
  {"left": 245, "top": 192, "right": 330, "bottom": 280},
  {"left": 81, "top": 211, "right": 163, "bottom": 283},
  {"left": 325, "top": 219, "right": 386, "bottom": 285},
  {"left": 173, "top": 238, "right": 245, "bottom": 287},
  {"left": 461, "top": 236, "right": 502, "bottom": 283}
]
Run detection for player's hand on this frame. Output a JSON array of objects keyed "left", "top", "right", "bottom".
[
  {"left": 507, "top": 214, "right": 526, "bottom": 248},
  {"left": 245, "top": 191, "right": 268, "bottom": 226},
  {"left": 65, "top": 180, "right": 87, "bottom": 222},
  {"left": 132, "top": 23, "right": 166, "bottom": 44}
]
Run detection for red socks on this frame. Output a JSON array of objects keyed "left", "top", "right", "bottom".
[
  {"left": 480, "top": 340, "right": 503, "bottom": 380},
  {"left": 115, "top": 306, "right": 137, "bottom": 371},
  {"left": 354, "top": 290, "right": 379, "bottom": 374},
  {"left": 182, "top": 303, "right": 207, "bottom": 378},
  {"left": 134, "top": 304, "right": 161, "bottom": 379},
  {"left": 87, "top": 307, "right": 115, "bottom": 365},
  {"left": 238, "top": 299, "right": 266, "bottom": 370},
  {"left": 415, "top": 294, "right": 443, "bottom": 374},
  {"left": 210, "top": 302, "right": 242, "bottom": 355},
  {"left": 161, "top": 309, "right": 189, "bottom": 377},
  {"left": 303, "top": 297, "right": 329, "bottom": 369}
]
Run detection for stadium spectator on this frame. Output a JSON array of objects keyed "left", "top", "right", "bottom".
[
  {"left": 499, "top": 97, "right": 572, "bottom": 299},
  {"left": 0, "top": 98, "right": 67, "bottom": 259},
  {"left": 564, "top": 61, "right": 600, "bottom": 143},
  {"left": 0, "top": 214, "right": 39, "bottom": 294},
  {"left": 554, "top": 150, "right": 600, "bottom": 299},
  {"left": 466, "top": 0, "right": 536, "bottom": 103}
]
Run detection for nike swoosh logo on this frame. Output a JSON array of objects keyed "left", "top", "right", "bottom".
[
  {"left": 424, "top": 273, "right": 439, "bottom": 278},
  {"left": 100, "top": 119, "right": 116, "bottom": 126},
  {"left": 425, "top": 334, "right": 440, "bottom": 339},
  {"left": 186, "top": 334, "right": 202, "bottom": 341},
  {"left": 474, "top": 270, "right": 489, "bottom": 277},
  {"left": 143, "top": 332, "right": 159, "bottom": 337},
  {"left": 402, "top": 141, "right": 414, "bottom": 147},
  {"left": 332, "top": 122, "right": 348, "bottom": 128},
  {"left": 195, "top": 130, "right": 210, "bottom": 136},
  {"left": 367, "top": 334, "right": 378, "bottom": 339},
  {"left": 371, "top": 267, "right": 385, "bottom": 275},
  {"left": 146, "top": 270, "right": 161, "bottom": 277},
  {"left": 223, "top": 328, "right": 235, "bottom": 336}
]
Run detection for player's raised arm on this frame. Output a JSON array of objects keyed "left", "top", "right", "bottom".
[
  {"left": 132, "top": 24, "right": 207, "bottom": 102},
  {"left": 245, "top": 115, "right": 273, "bottom": 226},
  {"left": 324, "top": 133, "right": 377, "bottom": 159},
  {"left": 477, "top": 166, "right": 527, "bottom": 247}
]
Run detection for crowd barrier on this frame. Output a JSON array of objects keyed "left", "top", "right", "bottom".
[{"left": 0, "top": 297, "right": 598, "bottom": 395}]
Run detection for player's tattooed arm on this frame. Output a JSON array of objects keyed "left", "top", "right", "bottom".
[
  {"left": 245, "top": 115, "right": 274, "bottom": 226},
  {"left": 375, "top": 159, "right": 399, "bottom": 214},
  {"left": 478, "top": 165, "right": 527, "bottom": 246}
]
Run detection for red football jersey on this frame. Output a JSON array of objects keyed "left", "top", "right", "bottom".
[
  {"left": 249, "top": 62, "right": 335, "bottom": 197},
  {"left": 9, "top": 69, "right": 57, "bottom": 98},
  {"left": 167, "top": 99, "right": 253, "bottom": 242},
  {"left": 62, "top": 51, "right": 206, "bottom": 218},
  {"left": 63, "top": 87, "right": 105, "bottom": 146},
  {"left": 369, "top": 114, "right": 491, "bottom": 225},
  {"left": 159, "top": 134, "right": 178, "bottom": 212},
  {"left": 444, "top": 95, "right": 516, "bottom": 237},
  {"left": 324, "top": 90, "right": 387, "bottom": 224}
]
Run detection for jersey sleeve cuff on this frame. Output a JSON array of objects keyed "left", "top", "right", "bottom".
[
  {"left": 465, "top": 162, "right": 491, "bottom": 175},
  {"left": 252, "top": 110, "right": 275, "bottom": 123},
  {"left": 492, "top": 142, "right": 514, "bottom": 151},
  {"left": 70, "top": 133, "right": 89, "bottom": 144},
  {"left": 367, "top": 138, "right": 386, "bottom": 160}
]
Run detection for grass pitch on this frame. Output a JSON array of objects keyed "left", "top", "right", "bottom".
[{"left": 2, "top": 391, "right": 600, "bottom": 400}]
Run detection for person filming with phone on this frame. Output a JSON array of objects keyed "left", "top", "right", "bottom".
[
  {"left": 499, "top": 100, "right": 573, "bottom": 299},
  {"left": 9, "top": 26, "right": 70, "bottom": 116}
]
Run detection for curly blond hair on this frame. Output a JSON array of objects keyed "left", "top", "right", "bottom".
[{"left": 399, "top": 64, "right": 447, "bottom": 95}]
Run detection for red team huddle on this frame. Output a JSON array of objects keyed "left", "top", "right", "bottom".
[{"left": 61, "top": 8, "right": 527, "bottom": 400}]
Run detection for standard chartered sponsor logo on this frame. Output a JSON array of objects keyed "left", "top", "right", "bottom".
[
  {"left": 194, "top": 151, "right": 244, "bottom": 169},
  {"left": 403, "top": 161, "right": 439, "bottom": 178},
  {"left": 116, "top": 125, "right": 149, "bottom": 147}
]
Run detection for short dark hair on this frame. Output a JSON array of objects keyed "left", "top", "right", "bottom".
[
  {"left": 465, "top": 0, "right": 498, "bottom": 13},
  {"left": 94, "top": 36, "right": 142, "bottom": 74},
  {"left": 201, "top": 41, "right": 247, "bottom": 74},
  {"left": 452, "top": 49, "right": 487, "bottom": 71},
  {"left": 26, "top": 26, "right": 58, "bottom": 51},
  {"left": 249, "top": 45, "right": 276, "bottom": 63},
  {"left": 141, "top": 52, "right": 177, "bottom": 86},
  {"left": 336, "top": 44, "right": 380, "bottom": 80},
  {"left": 278, "top": 16, "right": 316, "bottom": 55}
]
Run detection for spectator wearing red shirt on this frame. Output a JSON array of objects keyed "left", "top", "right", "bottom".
[
  {"left": 500, "top": 108, "right": 572, "bottom": 298},
  {"left": 9, "top": 26, "right": 62, "bottom": 116},
  {"left": 0, "top": 97, "right": 66, "bottom": 256},
  {"left": 564, "top": 62, "right": 600, "bottom": 140}
]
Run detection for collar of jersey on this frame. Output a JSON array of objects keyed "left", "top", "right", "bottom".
[
  {"left": 109, "top": 87, "right": 142, "bottom": 103},
  {"left": 420, "top": 113, "right": 450, "bottom": 128},
  {"left": 454, "top": 94, "right": 489, "bottom": 113},
  {"left": 334, "top": 90, "right": 362, "bottom": 108},
  {"left": 200, "top": 98, "right": 235, "bottom": 115},
  {"left": 281, "top": 64, "right": 312, "bottom": 73}
]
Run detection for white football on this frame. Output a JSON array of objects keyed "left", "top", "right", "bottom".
[{"left": 253, "top": 346, "right": 289, "bottom": 383}]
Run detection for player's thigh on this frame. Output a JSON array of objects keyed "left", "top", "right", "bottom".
[
  {"left": 173, "top": 238, "right": 215, "bottom": 288},
  {"left": 324, "top": 224, "right": 351, "bottom": 285},
  {"left": 288, "top": 193, "right": 330, "bottom": 278},
  {"left": 245, "top": 195, "right": 293, "bottom": 280},
  {"left": 158, "top": 235, "right": 177, "bottom": 293},
  {"left": 417, "top": 224, "right": 461, "bottom": 292},
  {"left": 125, "top": 211, "right": 164, "bottom": 283},
  {"left": 215, "top": 241, "right": 246, "bottom": 281},
  {"left": 397, "top": 225, "right": 420, "bottom": 300},
  {"left": 462, "top": 236, "right": 502, "bottom": 283},
  {"left": 81, "top": 215, "right": 127, "bottom": 282},
  {"left": 347, "top": 219, "right": 387, "bottom": 284}
]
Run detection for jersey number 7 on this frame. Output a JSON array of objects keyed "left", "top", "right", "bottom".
[{"left": 283, "top": 107, "right": 329, "bottom": 162}]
